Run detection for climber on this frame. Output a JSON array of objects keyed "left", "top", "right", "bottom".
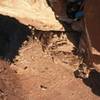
[{"left": 66, "top": 0, "right": 85, "bottom": 21}]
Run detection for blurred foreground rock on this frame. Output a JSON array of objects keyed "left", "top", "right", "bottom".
[{"left": 0, "top": 0, "right": 64, "bottom": 31}]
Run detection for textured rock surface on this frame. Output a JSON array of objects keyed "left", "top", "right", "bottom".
[{"left": 0, "top": 0, "right": 64, "bottom": 31}]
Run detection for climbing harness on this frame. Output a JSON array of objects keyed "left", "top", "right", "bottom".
[{"left": 66, "top": 0, "right": 85, "bottom": 21}]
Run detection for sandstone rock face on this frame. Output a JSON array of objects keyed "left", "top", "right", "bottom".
[{"left": 0, "top": 0, "right": 65, "bottom": 31}]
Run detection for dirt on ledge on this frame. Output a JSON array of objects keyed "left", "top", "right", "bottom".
[
  {"left": 0, "top": 40, "right": 100, "bottom": 100},
  {"left": 0, "top": 32, "right": 100, "bottom": 100}
]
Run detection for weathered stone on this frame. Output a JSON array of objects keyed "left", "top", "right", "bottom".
[{"left": 0, "top": 0, "right": 65, "bottom": 31}]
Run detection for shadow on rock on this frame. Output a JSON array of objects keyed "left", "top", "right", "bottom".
[
  {"left": 0, "top": 14, "right": 32, "bottom": 62},
  {"left": 83, "top": 70, "right": 100, "bottom": 96}
]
